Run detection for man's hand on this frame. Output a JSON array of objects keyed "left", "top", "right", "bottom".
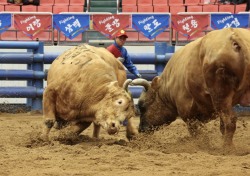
[
  {"left": 118, "top": 57, "right": 125, "bottom": 63},
  {"left": 136, "top": 74, "right": 142, "bottom": 78}
]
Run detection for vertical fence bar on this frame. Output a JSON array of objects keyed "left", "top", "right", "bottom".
[
  {"left": 26, "top": 42, "right": 44, "bottom": 110},
  {"left": 154, "top": 42, "right": 168, "bottom": 75}
]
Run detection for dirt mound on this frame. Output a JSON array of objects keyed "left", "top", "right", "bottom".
[{"left": 0, "top": 113, "right": 249, "bottom": 176}]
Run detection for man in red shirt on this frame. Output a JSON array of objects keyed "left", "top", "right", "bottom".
[{"left": 107, "top": 30, "right": 141, "bottom": 78}]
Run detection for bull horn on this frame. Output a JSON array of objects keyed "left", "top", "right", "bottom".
[
  {"left": 131, "top": 78, "right": 150, "bottom": 91},
  {"left": 123, "top": 79, "right": 132, "bottom": 92}
]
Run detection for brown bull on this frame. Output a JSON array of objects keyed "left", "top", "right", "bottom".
[
  {"left": 42, "top": 44, "right": 137, "bottom": 140},
  {"left": 132, "top": 28, "right": 250, "bottom": 147}
]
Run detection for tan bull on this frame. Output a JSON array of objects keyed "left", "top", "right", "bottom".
[
  {"left": 42, "top": 44, "right": 137, "bottom": 141},
  {"left": 132, "top": 28, "right": 250, "bottom": 148}
]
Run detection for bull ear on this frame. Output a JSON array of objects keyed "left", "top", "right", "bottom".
[
  {"left": 230, "top": 32, "right": 241, "bottom": 52},
  {"left": 232, "top": 41, "right": 241, "bottom": 52},
  {"left": 151, "top": 76, "right": 161, "bottom": 90}
]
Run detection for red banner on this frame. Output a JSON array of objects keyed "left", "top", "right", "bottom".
[
  {"left": 92, "top": 14, "right": 130, "bottom": 39},
  {"left": 171, "top": 14, "right": 209, "bottom": 40},
  {"left": 14, "top": 14, "right": 52, "bottom": 39}
]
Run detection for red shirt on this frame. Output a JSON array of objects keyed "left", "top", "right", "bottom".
[{"left": 106, "top": 44, "right": 122, "bottom": 58}]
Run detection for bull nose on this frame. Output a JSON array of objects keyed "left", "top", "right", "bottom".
[
  {"left": 111, "top": 122, "right": 116, "bottom": 128},
  {"left": 107, "top": 127, "right": 118, "bottom": 135},
  {"left": 107, "top": 122, "right": 119, "bottom": 135}
]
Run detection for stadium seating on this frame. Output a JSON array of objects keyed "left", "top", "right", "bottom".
[
  {"left": 218, "top": 4, "right": 235, "bottom": 13},
  {"left": 0, "top": 0, "right": 249, "bottom": 45},
  {"left": 155, "top": 31, "right": 171, "bottom": 42},
  {"left": 138, "top": 5, "right": 154, "bottom": 12},
  {"left": 53, "top": 5, "right": 69, "bottom": 14},
  {"left": 200, "top": 0, "right": 217, "bottom": 4},
  {"left": 0, "top": 24, "right": 16, "bottom": 41},
  {"left": 169, "top": 5, "right": 185, "bottom": 14},
  {"left": 235, "top": 4, "right": 246, "bottom": 13},
  {"left": 122, "top": 5, "right": 138, "bottom": 12},
  {"left": 54, "top": 0, "right": 70, "bottom": 5},
  {"left": 21, "top": 5, "right": 37, "bottom": 12},
  {"left": 153, "top": 0, "right": 168, "bottom": 5},
  {"left": 187, "top": 5, "right": 203, "bottom": 12},
  {"left": 5, "top": 5, "right": 21, "bottom": 11},
  {"left": 40, "top": 0, "right": 54, "bottom": 5},
  {"left": 137, "top": 0, "right": 153, "bottom": 5},
  {"left": 16, "top": 30, "right": 51, "bottom": 41},
  {"left": 35, "top": 31, "right": 52, "bottom": 41},
  {"left": 185, "top": 0, "right": 200, "bottom": 5},
  {"left": 0, "top": 4, "right": 4, "bottom": 11},
  {"left": 70, "top": 0, "right": 85, "bottom": 5},
  {"left": 37, "top": 5, "right": 53, "bottom": 12},
  {"left": 168, "top": 0, "right": 184, "bottom": 6},
  {"left": 202, "top": 4, "right": 219, "bottom": 12},
  {"left": 122, "top": 0, "right": 136, "bottom": 5},
  {"left": 17, "top": 31, "right": 32, "bottom": 41},
  {"left": 54, "top": 30, "right": 66, "bottom": 42},
  {"left": 68, "top": 5, "right": 84, "bottom": 12},
  {"left": 0, "top": 0, "right": 7, "bottom": 5},
  {"left": 125, "top": 30, "right": 139, "bottom": 42},
  {"left": 153, "top": 5, "right": 169, "bottom": 12},
  {"left": 172, "top": 29, "right": 190, "bottom": 44},
  {"left": 0, "top": 31, "right": 17, "bottom": 41}
]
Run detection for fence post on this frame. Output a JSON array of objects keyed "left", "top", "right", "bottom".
[
  {"left": 154, "top": 42, "right": 175, "bottom": 75},
  {"left": 27, "top": 42, "right": 44, "bottom": 111}
]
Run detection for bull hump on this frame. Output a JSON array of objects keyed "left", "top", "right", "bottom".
[{"left": 59, "top": 45, "right": 93, "bottom": 64}]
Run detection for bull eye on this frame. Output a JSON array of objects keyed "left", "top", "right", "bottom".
[{"left": 117, "top": 100, "right": 123, "bottom": 105}]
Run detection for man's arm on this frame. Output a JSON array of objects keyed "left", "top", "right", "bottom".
[{"left": 122, "top": 49, "right": 141, "bottom": 78}]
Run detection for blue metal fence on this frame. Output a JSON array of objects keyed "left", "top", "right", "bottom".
[{"left": 0, "top": 41, "right": 175, "bottom": 110}]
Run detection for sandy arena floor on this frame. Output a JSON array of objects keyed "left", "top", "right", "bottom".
[{"left": 0, "top": 112, "right": 249, "bottom": 176}]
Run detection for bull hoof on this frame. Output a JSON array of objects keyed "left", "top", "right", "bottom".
[
  {"left": 126, "top": 134, "right": 137, "bottom": 141},
  {"left": 40, "top": 134, "right": 49, "bottom": 142},
  {"left": 222, "top": 144, "right": 236, "bottom": 154},
  {"left": 126, "top": 129, "right": 138, "bottom": 141},
  {"left": 44, "top": 119, "right": 55, "bottom": 129}
]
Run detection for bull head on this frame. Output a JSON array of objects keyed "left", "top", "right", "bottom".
[{"left": 131, "top": 78, "right": 161, "bottom": 133}]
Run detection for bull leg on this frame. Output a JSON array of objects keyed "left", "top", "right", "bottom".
[
  {"left": 219, "top": 114, "right": 237, "bottom": 147},
  {"left": 186, "top": 119, "right": 205, "bottom": 137},
  {"left": 126, "top": 117, "right": 138, "bottom": 141},
  {"left": 93, "top": 123, "right": 101, "bottom": 138},
  {"left": 66, "top": 121, "right": 92, "bottom": 135},
  {"left": 54, "top": 118, "right": 68, "bottom": 130},
  {"left": 41, "top": 88, "right": 57, "bottom": 140}
]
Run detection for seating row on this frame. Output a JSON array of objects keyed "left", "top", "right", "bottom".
[
  {"left": 0, "top": 5, "right": 85, "bottom": 13},
  {"left": 0, "top": 30, "right": 176, "bottom": 43},
  {"left": 0, "top": 27, "right": 214, "bottom": 44},
  {"left": 0, "top": 0, "right": 84, "bottom": 5},
  {"left": 4, "top": 4, "right": 243, "bottom": 14},
  {"left": 122, "top": 4, "right": 246, "bottom": 14},
  {"left": 0, "top": 29, "right": 82, "bottom": 42},
  {"left": 122, "top": 0, "right": 242, "bottom": 5}
]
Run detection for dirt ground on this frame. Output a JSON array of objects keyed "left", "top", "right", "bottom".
[{"left": 0, "top": 112, "right": 249, "bottom": 176}]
